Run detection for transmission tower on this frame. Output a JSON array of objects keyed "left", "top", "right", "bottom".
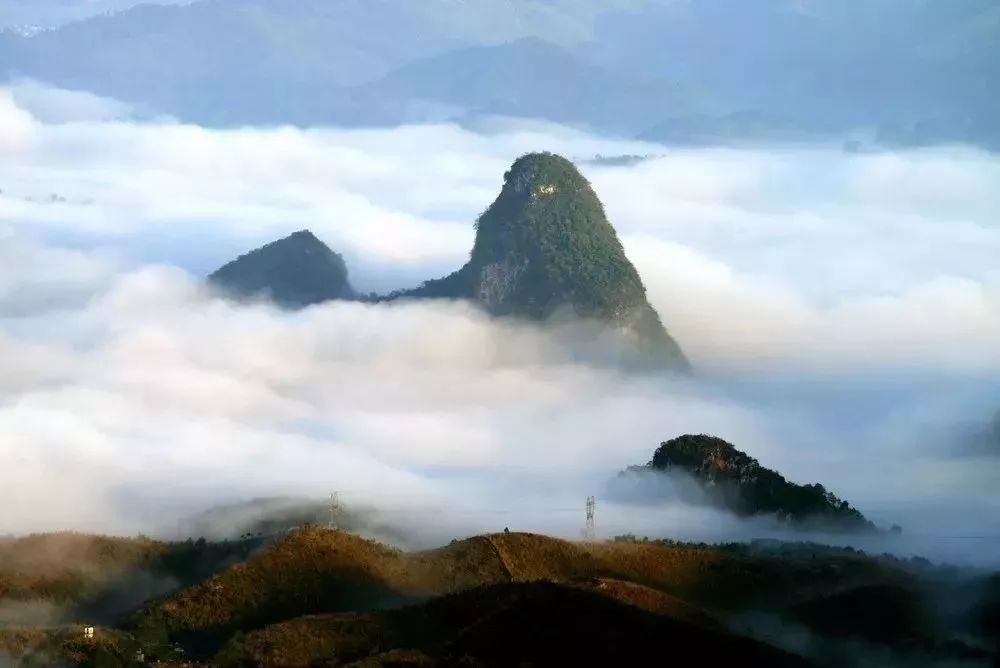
[
  {"left": 585, "top": 496, "right": 596, "bottom": 540},
  {"left": 328, "top": 492, "right": 342, "bottom": 529}
]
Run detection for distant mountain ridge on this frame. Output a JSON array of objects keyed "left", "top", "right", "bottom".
[
  {"left": 0, "top": 23, "right": 689, "bottom": 129},
  {"left": 344, "top": 37, "right": 693, "bottom": 132},
  {"left": 2, "top": 0, "right": 996, "bottom": 147}
]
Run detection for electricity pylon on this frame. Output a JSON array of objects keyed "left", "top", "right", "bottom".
[
  {"left": 328, "top": 492, "right": 342, "bottom": 529},
  {"left": 585, "top": 496, "right": 596, "bottom": 540}
]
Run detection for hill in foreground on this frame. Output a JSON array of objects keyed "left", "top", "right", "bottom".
[
  {"left": 217, "top": 580, "right": 809, "bottom": 667},
  {"left": 2, "top": 527, "right": 996, "bottom": 666},
  {"left": 128, "top": 528, "right": 945, "bottom": 657}
]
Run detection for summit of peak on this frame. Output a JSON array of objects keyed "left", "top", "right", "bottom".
[
  {"left": 501, "top": 152, "right": 587, "bottom": 195},
  {"left": 280, "top": 229, "right": 324, "bottom": 245}
]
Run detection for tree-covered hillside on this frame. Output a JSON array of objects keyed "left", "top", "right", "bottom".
[
  {"left": 632, "top": 434, "right": 875, "bottom": 531},
  {"left": 406, "top": 152, "right": 689, "bottom": 370},
  {"left": 208, "top": 230, "right": 354, "bottom": 307}
]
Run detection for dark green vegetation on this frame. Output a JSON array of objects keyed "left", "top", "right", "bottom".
[
  {"left": 2, "top": 527, "right": 997, "bottom": 666},
  {"left": 208, "top": 230, "right": 354, "bottom": 307},
  {"left": 616, "top": 434, "right": 875, "bottom": 532},
  {"left": 402, "top": 152, "right": 688, "bottom": 370}
]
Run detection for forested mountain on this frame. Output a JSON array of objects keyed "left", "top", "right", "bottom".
[
  {"left": 404, "top": 152, "right": 689, "bottom": 370},
  {"left": 208, "top": 230, "right": 355, "bottom": 307},
  {"left": 615, "top": 434, "right": 876, "bottom": 532}
]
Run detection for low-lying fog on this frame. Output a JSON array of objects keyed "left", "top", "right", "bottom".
[{"left": 2, "top": 84, "right": 999, "bottom": 566}]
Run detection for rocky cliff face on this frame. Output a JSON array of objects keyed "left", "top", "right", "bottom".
[
  {"left": 405, "top": 152, "right": 688, "bottom": 370},
  {"left": 208, "top": 230, "right": 354, "bottom": 307}
]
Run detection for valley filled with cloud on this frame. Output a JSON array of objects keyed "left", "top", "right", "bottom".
[{"left": 2, "top": 85, "right": 999, "bottom": 564}]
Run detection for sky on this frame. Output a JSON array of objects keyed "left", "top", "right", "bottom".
[{"left": 2, "top": 83, "right": 999, "bottom": 563}]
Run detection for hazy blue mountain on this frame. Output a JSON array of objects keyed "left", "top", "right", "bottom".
[
  {"left": 0, "top": 0, "right": 637, "bottom": 89},
  {"left": 208, "top": 230, "right": 355, "bottom": 307},
  {"left": 0, "top": 0, "right": 193, "bottom": 32},
  {"left": 343, "top": 37, "right": 695, "bottom": 132},
  {"left": 0, "top": 1, "right": 465, "bottom": 120},
  {"left": 0, "top": 1, "right": 670, "bottom": 128},
  {"left": 587, "top": 0, "right": 1000, "bottom": 146},
  {"left": 1, "top": 0, "right": 996, "bottom": 147}
]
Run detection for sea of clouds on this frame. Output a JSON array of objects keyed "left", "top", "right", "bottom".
[{"left": 2, "top": 84, "right": 999, "bottom": 563}]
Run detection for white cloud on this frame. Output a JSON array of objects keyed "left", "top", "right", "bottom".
[
  {"left": 0, "top": 91, "right": 39, "bottom": 154},
  {"left": 8, "top": 79, "right": 134, "bottom": 124},
  {"left": 0, "top": 266, "right": 772, "bottom": 537},
  {"left": 0, "top": 226, "right": 118, "bottom": 315},
  {"left": 0, "top": 262, "right": 995, "bottom": 554},
  {"left": 1, "top": 85, "right": 999, "bottom": 557},
  {"left": 628, "top": 237, "right": 1000, "bottom": 373}
]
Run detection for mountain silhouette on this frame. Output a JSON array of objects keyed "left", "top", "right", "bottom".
[{"left": 208, "top": 230, "right": 354, "bottom": 307}]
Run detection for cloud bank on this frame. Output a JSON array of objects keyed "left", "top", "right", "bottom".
[
  {"left": 3, "top": 88, "right": 998, "bottom": 373},
  {"left": 1, "top": 86, "right": 999, "bottom": 563}
]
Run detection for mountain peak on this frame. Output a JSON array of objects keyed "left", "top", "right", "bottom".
[
  {"left": 409, "top": 152, "right": 689, "bottom": 370},
  {"left": 285, "top": 228, "right": 322, "bottom": 242},
  {"left": 268, "top": 229, "right": 332, "bottom": 255},
  {"left": 648, "top": 434, "right": 875, "bottom": 531},
  {"left": 208, "top": 230, "right": 354, "bottom": 307},
  {"left": 500, "top": 151, "right": 587, "bottom": 195}
]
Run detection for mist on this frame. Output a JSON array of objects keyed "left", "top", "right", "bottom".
[{"left": 1, "top": 86, "right": 999, "bottom": 566}]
